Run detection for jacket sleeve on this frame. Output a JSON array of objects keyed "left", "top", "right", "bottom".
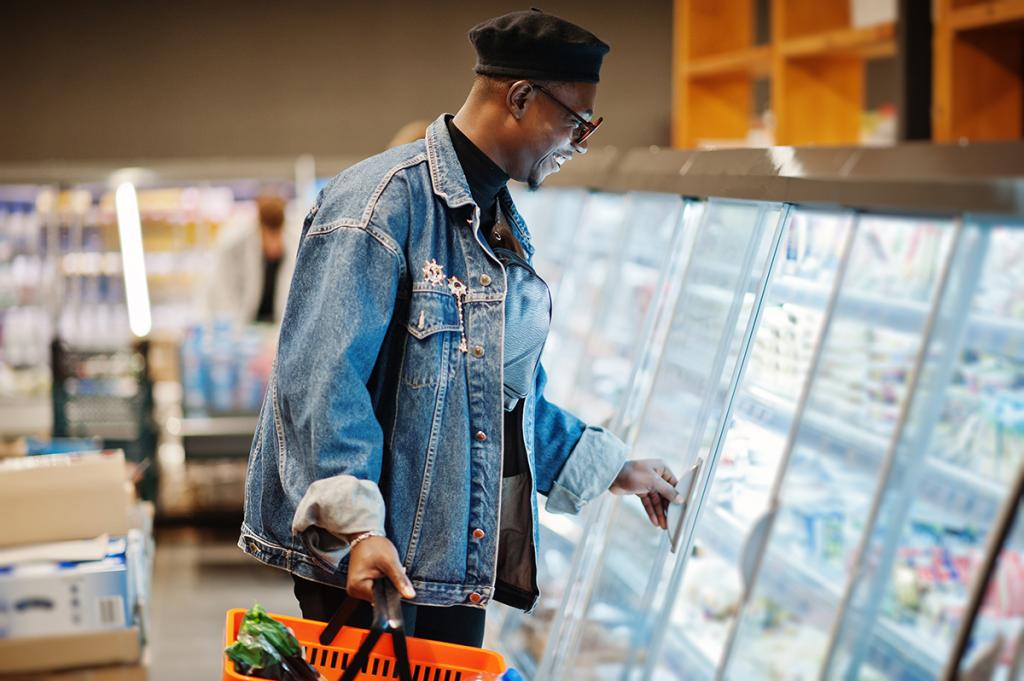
[
  {"left": 278, "top": 198, "right": 405, "bottom": 566},
  {"left": 530, "top": 363, "right": 628, "bottom": 515}
]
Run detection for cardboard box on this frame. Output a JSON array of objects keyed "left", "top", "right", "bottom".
[
  {"left": 0, "top": 537, "right": 136, "bottom": 640},
  {"left": 1, "top": 661, "right": 147, "bottom": 681},
  {"left": 0, "top": 627, "right": 140, "bottom": 675},
  {"left": 0, "top": 451, "right": 130, "bottom": 548}
]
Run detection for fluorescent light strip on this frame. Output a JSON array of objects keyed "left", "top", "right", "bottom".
[{"left": 115, "top": 182, "right": 152, "bottom": 338}]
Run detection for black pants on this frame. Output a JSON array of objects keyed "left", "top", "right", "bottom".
[{"left": 292, "top": 575, "right": 486, "bottom": 648}]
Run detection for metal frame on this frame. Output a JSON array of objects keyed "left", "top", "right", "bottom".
[{"left": 602, "top": 142, "right": 1024, "bottom": 217}]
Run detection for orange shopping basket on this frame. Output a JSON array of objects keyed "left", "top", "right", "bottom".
[{"left": 224, "top": 579, "right": 506, "bottom": 681}]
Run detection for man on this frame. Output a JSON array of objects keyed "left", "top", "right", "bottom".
[
  {"left": 240, "top": 9, "right": 682, "bottom": 647},
  {"left": 204, "top": 193, "right": 294, "bottom": 325}
]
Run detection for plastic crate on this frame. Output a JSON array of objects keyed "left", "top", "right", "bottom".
[{"left": 223, "top": 608, "right": 505, "bottom": 681}]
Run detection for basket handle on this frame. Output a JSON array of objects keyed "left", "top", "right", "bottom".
[{"left": 329, "top": 579, "right": 412, "bottom": 681}]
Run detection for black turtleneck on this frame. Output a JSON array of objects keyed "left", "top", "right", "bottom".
[{"left": 446, "top": 116, "right": 509, "bottom": 230}]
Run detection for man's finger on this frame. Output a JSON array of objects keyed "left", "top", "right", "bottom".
[
  {"left": 640, "top": 494, "right": 659, "bottom": 528},
  {"left": 653, "top": 475, "right": 685, "bottom": 504},
  {"left": 382, "top": 559, "right": 417, "bottom": 599},
  {"left": 349, "top": 577, "right": 373, "bottom": 602},
  {"left": 661, "top": 466, "right": 678, "bottom": 488},
  {"left": 650, "top": 492, "right": 667, "bottom": 529}
]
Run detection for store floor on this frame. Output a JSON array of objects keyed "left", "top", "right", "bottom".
[{"left": 150, "top": 526, "right": 298, "bottom": 680}]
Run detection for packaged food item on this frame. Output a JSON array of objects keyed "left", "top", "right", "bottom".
[{"left": 225, "top": 604, "right": 324, "bottom": 681}]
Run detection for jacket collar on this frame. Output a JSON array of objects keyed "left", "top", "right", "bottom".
[
  {"left": 426, "top": 114, "right": 535, "bottom": 259},
  {"left": 426, "top": 114, "right": 475, "bottom": 211}
]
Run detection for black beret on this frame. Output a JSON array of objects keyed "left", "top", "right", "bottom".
[{"left": 469, "top": 9, "right": 610, "bottom": 84}]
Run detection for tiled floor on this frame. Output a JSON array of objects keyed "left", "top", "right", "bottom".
[{"left": 149, "top": 526, "right": 298, "bottom": 680}]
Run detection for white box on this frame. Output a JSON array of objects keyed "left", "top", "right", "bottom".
[{"left": 0, "top": 536, "right": 136, "bottom": 640}]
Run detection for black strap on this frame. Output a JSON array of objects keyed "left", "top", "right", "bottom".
[
  {"left": 318, "top": 597, "right": 359, "bottom": 648},
  {"left": 324, "top": 580, "right": 413, "bottom": 681}
]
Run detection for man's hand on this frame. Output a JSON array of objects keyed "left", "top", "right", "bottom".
[
  {"left": 346, "top": 535, "right": 416, "bottom": 602},
  {"left": 608, "top": 459, "right": 684, "bottom": 530}
]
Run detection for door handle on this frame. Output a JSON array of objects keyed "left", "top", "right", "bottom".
[
  {"left": 667, "top": 458, "right": 703, "bottom": 554},
  {"left": 739, "top": 507, "right": 777, "bottom": 601}
]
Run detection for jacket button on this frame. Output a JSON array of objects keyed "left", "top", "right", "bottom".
[
  {"left": 468, "top": 592, "right": 482, "bottom": 604},
  {"left": 472, "top": 345, "right": 485, "bottom": 358},
  {"left": 472, "top": 528, "right": 486, "bottom": 540},
  {"left": 479, "top": 274, "right": 492, "bottom": 286},
  {"left": 475, "top": 430, "right": 487, "bottom": 442}
]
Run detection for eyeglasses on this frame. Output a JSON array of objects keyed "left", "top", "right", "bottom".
[{"left": 532, "top": 83, "right": 603, "bottom": 146}]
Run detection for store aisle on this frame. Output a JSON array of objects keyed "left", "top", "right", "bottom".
[{"left": 149, "top": 527, "right": 297, "bottom": 680}]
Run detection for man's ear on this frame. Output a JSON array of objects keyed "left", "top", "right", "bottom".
[{"left": 506, "top": 80, "right": 535, "bottom": 120}]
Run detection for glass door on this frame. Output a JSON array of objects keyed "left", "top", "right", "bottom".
[
  {"left": 496, "top": 192, "right": 688, "bottom": 678},
  {"left": 644, "top": 208, "right": 855, "bottom": 680},
  {"left": 568, "top": 192, "right": 688, "bottom": 426},
  {"left": 718, "top": 213, "right": 959, "bottom": 681},
  {"left": 542, "top": 191, "right": 631, "bottom": 407},
  {"left": 822, "top": 218, "right": 1024, "bottom": 681},
  {"left": 507, "top": 185, "right": 589, "bottom": 302},
  {"left": 545, "top": 199, "right": 787, "bottom": 681}
]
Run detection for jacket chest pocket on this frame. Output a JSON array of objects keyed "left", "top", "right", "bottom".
[{"left": 401, "top": 290, "right": 462, "bottom": 388}]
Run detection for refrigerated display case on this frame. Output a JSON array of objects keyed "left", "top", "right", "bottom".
[
  {"left": 493, "top": 190, "right": 694, "bottom": 676},
  {"left": 524, "top": 142, "right": 1024, "bottom": 681}
]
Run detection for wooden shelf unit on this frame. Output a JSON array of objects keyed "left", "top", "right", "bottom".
[
  {"left": 684, "top": 45, "right": 773, "bottom": 78},
  {"left": 673, "top": 0, "right": 764, "bottom": 148},
  {"left": 673, "top": 0, "right": 897, "bottom": 148},
  {"left": 934, "top": 0, "right": 1024, "bottom": 142},
  {"left": 773, "top": 1, "right": 896, "bottom": 145},
  {"left": 777, "top": 23, "right": 896, "bottom": 59}
]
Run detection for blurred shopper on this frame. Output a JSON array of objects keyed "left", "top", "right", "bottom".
[
  {"left": 240, "top": 10, "right": 683, "bottom": 647},
  {"left": 203, "top": 193, "right": 295, "bottom": 325}
]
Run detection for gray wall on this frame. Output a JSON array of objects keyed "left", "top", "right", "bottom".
[{"left": 0, "top": 1, "right": 672, "bottom": 163}]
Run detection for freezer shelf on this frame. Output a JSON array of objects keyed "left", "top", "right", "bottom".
[{"left": 771, "top": 275, "right": 1024, "bottom": 362}]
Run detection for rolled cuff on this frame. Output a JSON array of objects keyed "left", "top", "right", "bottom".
[
  {"left": 545, "top": 426, "right": 628, "bottom": 515},
  {"left": 291, "top": 475, "right": 386, "bottom": 570}
]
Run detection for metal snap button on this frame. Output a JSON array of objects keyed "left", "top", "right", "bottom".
[
  {"left": 472, "top": 345, "right": 485, "bottom": 358},
  {"left": 468, "top": 592, "right": 482, "bottom": 604},
  {"left": 472, "top": 528, "right": 486, "bottom": 540},
  {"left": 475, "top": 430, "right": 487, "bottom": 442},
  {"left": 479, "top": 274, "right": 492, "bottom": 286}
]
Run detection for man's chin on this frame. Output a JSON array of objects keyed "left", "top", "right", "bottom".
[{"left": 527, "top": 168, "right": 554, "bottom": 190}]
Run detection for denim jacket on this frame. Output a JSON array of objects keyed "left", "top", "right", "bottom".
[{"left": 239, "top": 114, "right": 628, "bottom": 610}]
